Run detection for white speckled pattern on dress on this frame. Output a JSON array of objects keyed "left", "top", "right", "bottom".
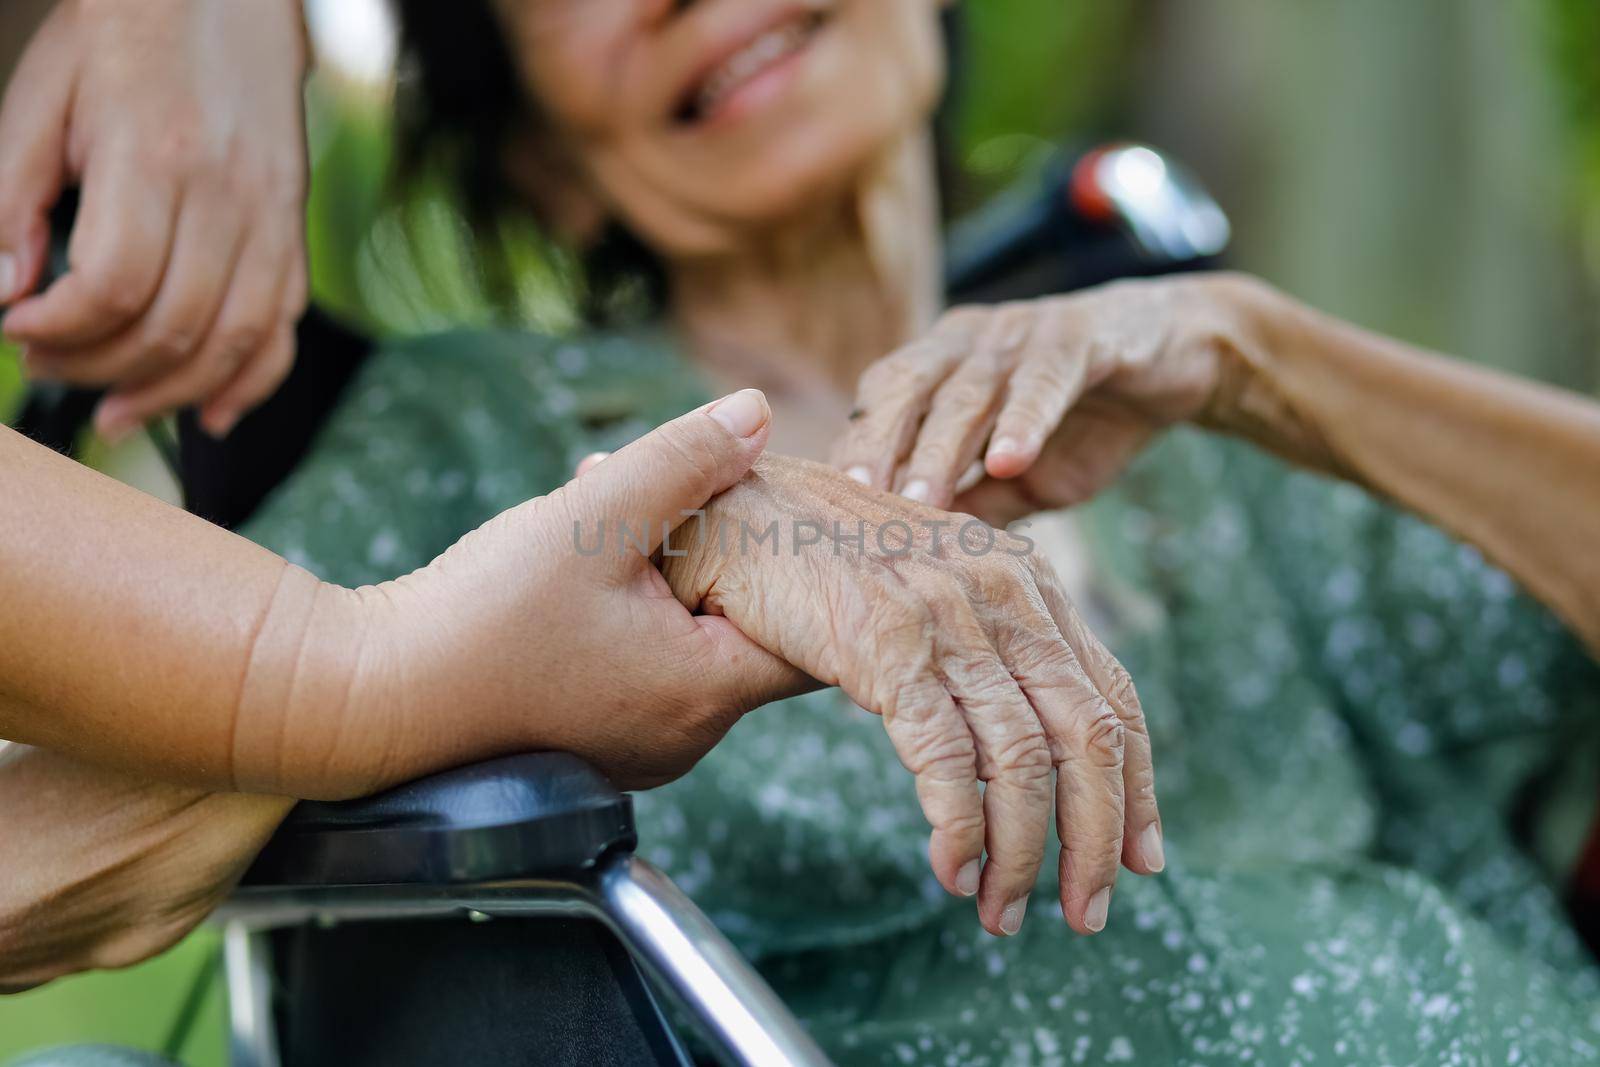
[{"left": 241, "top": 330, "right": 1600, "bottom": 1066}]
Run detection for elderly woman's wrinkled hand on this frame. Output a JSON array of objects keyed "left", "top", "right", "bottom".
[
  {"left": 659, "top": 455, "right": 1163, "bottom": 936},
  {"left": 832, "top": 273, "right": 1266, "bottom": 526}
]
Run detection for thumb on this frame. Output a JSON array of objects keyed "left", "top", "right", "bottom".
[
  {"left": 565, "top": 389, "right": 771, "bottom": 561},
  {"left": 687, "top": 614, "right": 819, "bottom": 718},
  {"left": 0, "top": 12, "right": 76, "bottom": 305}
]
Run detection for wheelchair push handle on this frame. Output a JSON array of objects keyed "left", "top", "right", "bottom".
[{"left": 241, "top": 751, "right": 637, "bottom": 888}]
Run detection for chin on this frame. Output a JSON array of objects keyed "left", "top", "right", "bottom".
[{"left": 683, "top": 113, "right": 917, "bottom": 231}]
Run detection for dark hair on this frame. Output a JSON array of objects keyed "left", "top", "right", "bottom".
[{"left": 390, "top": 2, "right": 963, "bottom": 324}]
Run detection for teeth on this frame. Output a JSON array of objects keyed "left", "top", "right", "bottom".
[{"left": 695, "top": 20, "right": 812, "bottom": 118}]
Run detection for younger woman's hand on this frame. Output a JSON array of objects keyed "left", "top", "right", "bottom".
[
  {"left": 239, "top": 391, "right": 813, "bottom": 800},
  {"left": 0, "top": 0, "right": 310, "bottom": 440},
  {"left": 0, "top": 391, "right": 805, "bottom": 805},
  {"left": 832, "top": 274, "right": 1265, "bottom": 523}
]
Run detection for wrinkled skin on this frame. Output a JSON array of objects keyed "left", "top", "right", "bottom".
[
  {"left": 662, "top": 454, "right": 1163, "bottom": 936},
  {"left": 833, "top": 274, "right": 1256, "bottom": 526},
  {"left": 0, "top": 744, "right": 291, "bottom": 993}
]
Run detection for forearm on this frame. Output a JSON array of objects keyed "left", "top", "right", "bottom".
[
  {"left": 0, "top": 427, "right": 373, "bottom": 796},
  {"left": 1205, "top": 277, "right": 1600, "bottom": 651},
  {"left": 0, "top": 743, "right": 291, "bottom": 992}
]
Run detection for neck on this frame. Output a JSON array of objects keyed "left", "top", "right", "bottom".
[{"left": 667, "top": 131, "right": 943, "bottom": 401}]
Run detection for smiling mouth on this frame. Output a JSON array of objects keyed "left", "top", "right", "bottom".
[{"left": 676, "top": 12, "right": 824, "bottom": 125}]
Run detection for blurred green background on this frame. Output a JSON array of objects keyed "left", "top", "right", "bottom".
[{"left": 3, "top": 0, "right": 1600, "bottom": 1062}]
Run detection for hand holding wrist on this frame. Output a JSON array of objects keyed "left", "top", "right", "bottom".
[{"left": 260, "top": 394, "right": 810, "bottom": 800}]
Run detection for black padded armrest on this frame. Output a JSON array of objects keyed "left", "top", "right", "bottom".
[{"left": 242, "top": 753, "right": 636, "bottom": 888}]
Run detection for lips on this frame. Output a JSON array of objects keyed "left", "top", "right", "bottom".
[{"left": 675, "top": 10, "right": 823, "bottom": 125}]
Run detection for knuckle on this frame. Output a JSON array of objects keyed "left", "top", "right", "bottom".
[
  {"left": 857, "top": 353, "right": 911, "bottom": 395},
  {"left": 987, "top": 726, "right": 1052, "bottom": 778},
  {"left": 878, "top": 654, "right": 942, "bottom": 723},
  {"left": 934, "top": 376, "right": 996, "bottom": 416},
  {"left": 936, "top": 304, "right": 988, "bottom": 334},
  {"left": 906, "top": 725, "right": 978, "bottom": 782},
  {"left": 260, "top": 340, "right": 295, "bottom": 386},
  {"left": 908, "top": 438, "right": 959, "bottom": 477},
  {"left": 656, "top": 423, "right": 724, "bottom": 485},
  {"left": 939, "top": 806, "right": 986, "bottom": 837},
  {"left": 139, "top": 324, "right": 198, "bottom": 367},
  {"left": 973, "top": 552, "right": 1034, "bottom": 593},
  {"left": 1069, "top": 700, "right": 1126, "bottom": 768},
  {"left": 143, "top": 121, "right": 204, "bottom": 173},
  {"left": 214, "top": 320, "right": 271, "bottom": 364},
  {"left": 81, "top": 269, "right": 149, "bottom": 320},
  {"left": 1102, "top": 662, "right": 1144, "bottom": 724},
  {"left": 1009, "top": 637, "right": 1081, "bottom": 691}
]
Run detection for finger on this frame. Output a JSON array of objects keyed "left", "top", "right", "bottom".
[
  {"left": 563, "top": 390, "right": 772, "bottom": 568},
  {"left": 199, "top": 240, "right": 306, "bottom": 436},
  {"left": 4, "top": 143, "right": 180, "bottom": 345},
  {"left": 830, "top": 308, "right": 986, "bottom": 490},
  {"left": 876, "top": 661, "right": 986, "bottom": 902},
  {"left": 575, "top": 452, "right": 611, "bottom": 478},
  {"left": 93, "top": 217, "right": 275, "bottom": 440},
  {"left": 986, "top": 323, "right": 1096, "bottom": 480},
  {"left": 1009, "top": 572, "right": 1127, "bottom": 934},
  {"left": 0, "top": 9, "right": 76, "bottom": 304},
  {"left": 1037, "top": 571, "right": 1162, "bottom": 876},
  {"left": 935, "top": 610, "right": 1053, "bottom": 936},
  {"left": 28, "top": 192, "right": 246, "bottom": 393},
  {"left": 686, "top": 613, "right": 816, "bottom": 717},
  {"left": 954, "top": 460, "right": 986, "bottom": 496},
  {"left": 159, "top": 321, "right": 292, "bottom": 443},
  {"left": 897, "top": 307, "right": 1034, "bottom": 507}
]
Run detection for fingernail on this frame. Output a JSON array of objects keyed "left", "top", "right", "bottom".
[
  {"left": 575, "top": 451, "right": 610, "bottom": 477},
  {"left": 1001, "top": 895, "right": 1029, "bottom": 936},
  {"left": 955, "top": 860, "right": 980, "bottom": 897},
  {"left": 987, "top": 436, "right": 1022, "bottom": 459},
  {"left": 1139, "top": 823, "right": 1166, "bottom": 873},
  {"left": 902, "top": 479, "right": 931, "bottom": 503},
  {"left": 0, "top": 253, "right": 16, "bottom": 303},
  {"left": 1084, "top": 887, "right": 1111, "bottom": 932},
  {"left": 845, "top": 466, "right": 872, "bottom": 486},
  {"left": 707, "top": 388, "right": 769, "bottom": 438}
]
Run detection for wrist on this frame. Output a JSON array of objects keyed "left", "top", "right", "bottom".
[
  {"left": 1193, "top": 273, "right": 1347, "bottom": 474},
  {"left": 1192, "top": 272, "right": 1281, "bottom": 427},
  {"left": 231, "top": 565, "right": 387, "bottom": 799}
]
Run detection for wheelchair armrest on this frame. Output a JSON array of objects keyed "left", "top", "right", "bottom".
[{"left": 241, "top": 753, "right": 636, "bottom": 888}]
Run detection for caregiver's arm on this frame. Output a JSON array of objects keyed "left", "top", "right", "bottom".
[
  {"left": 0, "top": 391, "right": 807, "bottom": 799},
  {"left": 0, "top": 743, "right": 291, "bottom": 993},
  {"left": 835, "top": 274, "right": 1600, "bottom": 655}
]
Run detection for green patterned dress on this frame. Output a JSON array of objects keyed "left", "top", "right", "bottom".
[{"left": 241, "top": 328, "right": 1600, "bottom": 1066}]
